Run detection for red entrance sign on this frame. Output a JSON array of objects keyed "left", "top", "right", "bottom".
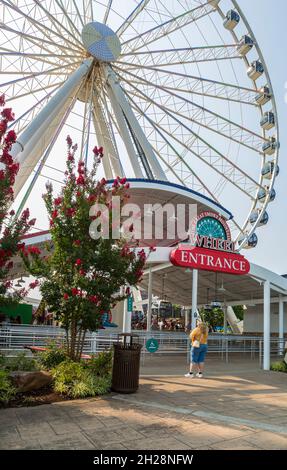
[{"left": 170, "top": 246, "right": 250, "bottom": 275}]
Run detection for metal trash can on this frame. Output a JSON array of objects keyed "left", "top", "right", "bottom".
[{"left": 111, "top": 333, "right": 142, "bottom": 393}]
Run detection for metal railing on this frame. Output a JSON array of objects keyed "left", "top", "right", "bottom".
[{"left": 0, "top": 325, "right": 285, "bottom": 367}]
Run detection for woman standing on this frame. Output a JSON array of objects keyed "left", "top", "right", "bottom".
[{"left": 185, "top": 322, "right": 208, "bottom": 378}]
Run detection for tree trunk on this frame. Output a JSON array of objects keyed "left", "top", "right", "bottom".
[{"left": 69, "top": 318, "right": 78, "bottom": 361}]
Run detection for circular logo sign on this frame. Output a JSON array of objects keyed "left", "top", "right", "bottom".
[
  {"left": 146, "top": 338, "right": 159, "bottom": 353},
  {"left": 189, "top": 211, "right": 231, "bottom": 244}
]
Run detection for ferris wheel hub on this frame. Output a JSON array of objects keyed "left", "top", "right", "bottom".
[{"left": 81, "top": 22, "right": 121, "bottom": 62}]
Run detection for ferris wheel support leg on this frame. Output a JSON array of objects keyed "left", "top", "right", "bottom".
[
  {"left": 10, "top": 58, "right": 94, "bottom": 198},
  {"left": 106, "top": 85, "right": 144, "bottom": 178},
  {"left": 105, "top": 66, "right": 167, "bottom": 181},
  {"left": 92, "top": 93, "right": 119, "bottom": 179}
]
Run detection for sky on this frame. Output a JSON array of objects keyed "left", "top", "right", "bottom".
[{"left": 236, "top": 0, "right": 287, "bottom": 274}]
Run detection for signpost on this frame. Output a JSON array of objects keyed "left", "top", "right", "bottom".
[
  {"left": 170, "top": 245, "right": 250, "bottom": 275},
  {"left": 127, "top": 296, "right": 133, "bottom": 312},
  {"left": 169, "top": 211, "right": 250, "bottom": 332},
  {"left": 146, "top": 338, "right": 159, "bottom": 353},
  {"left": 170, "top": 211, "right": 250, "bottom": 276}
]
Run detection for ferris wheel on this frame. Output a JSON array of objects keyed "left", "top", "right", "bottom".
[{"left": 0, "top": 0, "right": 279, "bottom": 250}]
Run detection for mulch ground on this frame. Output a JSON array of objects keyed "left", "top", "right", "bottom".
[{"left": 1, "top": 385, "right": 72, "bottom": 408}]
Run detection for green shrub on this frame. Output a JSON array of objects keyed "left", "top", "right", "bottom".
[
  {"left": 270, "top": 361, "right": 287, "bottom": 373},
  {"left": 86, "top": 350, "right": 113, "bottom": 377},
  {"left": 37, "top": 342, "right": 67, "bottom": 370},
  {"left": 0, "top": 353, "right": 5, "bottom": 370},
  {"left": 51, "top": 360, "right": 111, "bottom": 399},
  {"left": 0, "top": 370, "right": 16, "bottom": 405},
  {"left": 93, "top": 375, "right": 112, "bottom": 395},
  {"left": 5, "top": 352, "right": 39, "bottom": 372}
]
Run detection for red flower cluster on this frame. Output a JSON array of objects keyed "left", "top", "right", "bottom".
[
  {"left": 76, "top": 175, "right": 85, "bottom": 186},
  {"left": 54, "top": 197, "right": 62, "bottom": 206},
  {"left": 0, "top": 97, "right": 37, "bottom": 303},
  {"left": 1, "top": 108, "right": 15, "bottom": 122},
  {"left": 93, "top": 146, "right": 103, "bottom": 157},
  {"left": 29, "top": 280, "right": 39, "bottom": 289},
  {"left": 71, "top": 287, "right": 82, "bottom": 297},
  {"left": 21, "top": 245, "right": 42, "bottom": 257},
  {"left": 137, "top": 249, "right": 147, "bottom": 262},
  {"left": 66, "top": 207, "right": 76, "bottom": 217}
]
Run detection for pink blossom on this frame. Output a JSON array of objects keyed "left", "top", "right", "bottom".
[
  {"left": 1, "top": 108, "right": 15, "bottom": 121},
  {"left": 54, "top": 197, "right": 62, "bottom": 206}
]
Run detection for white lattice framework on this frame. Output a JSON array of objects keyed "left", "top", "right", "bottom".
[{"left": 0, "top": 0, "right": 280, "bottom": 249}]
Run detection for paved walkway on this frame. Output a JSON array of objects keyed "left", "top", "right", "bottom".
[{"left": 1, "top": 356, "right": 287, "bottom": 450}]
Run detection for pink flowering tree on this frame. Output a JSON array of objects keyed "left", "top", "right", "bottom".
[
  {"left": 22, "top": 137, "right": 150, "bottom": 361},
  {"left": 0, "top": 95, "right": 36, "bottom": 306}
]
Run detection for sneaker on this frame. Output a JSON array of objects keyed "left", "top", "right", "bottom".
[
  {"left": 196, "top": 372, "right": 203, "bottom": 378},
  {"left": 184, "top": 372, "right": 195, "bottom": 378}
]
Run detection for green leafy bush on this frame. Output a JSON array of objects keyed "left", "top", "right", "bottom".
[
  {"left": 270, "top": 361, "right": 287, "bottom": 373},
  {"left": 0, "top": 353, "right": 5, "bottom": 370},
  {"left": 86, "top": 350, "right": 113, "bottom": 377},
  {"left": 0, "top": 370, "right": 16, "bottom": 405},
  {"left": 51, "top": 360, "right": 111, "bottom": 399},
  {"left": 4, "top": 352, "right": 39, "bottom": 372},
  {"left": 37, "top": 341, "right": 67, "bottom": 370}
]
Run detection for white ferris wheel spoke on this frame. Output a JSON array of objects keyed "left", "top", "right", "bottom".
[
  {"left": 54, "top": 0, "right": 83, "bottom": 39},
  {"left": 6, "top": 80, "right": 65, "bottom": 103},
  {"left": 121, "top": 1, "right": 216, "bottom": 53},
  {"left": 103, "top": 0, "right": 113, "bottom": 24},
  {"left": 120, "top": 78, "right": 261, "bottom": 198},
  {"left": 115, "top": 67, "right": 256, "bottom": 106},
  {"left": 31, "top": 0, "right": 84, "bottom": 49},
  {"left": 3, "top": 0, "right": 84, "bottom": 54},
  {"left": 0, "top": 62, "right": 81, "bottom": 88},
  {"left": 0, "top": 51, "right": 83, "bottom": 71},
  {"left": 114, "top": 65, "right": 266, "bottom": 153},
  {"left": 116, "top": 61, "right": 259, "bottom": 104},
  {"left": 125, "top": 87, "right": 255, "bottom": 237},
  {"left": 70, "top": 0, "right": 85, "bottom": 27},
  {"left": 124, "top": 87, "right": 252, "bottom": 203},
  {"left": 82, "top": 0, "right": 93, "bottom": 24},
  {"left": 0, "top": 22, "right": 83, "bottom": 57},
  {"left": 120, "top": 44, "right": 241, "bottom": 66},
  {"left": 116, "top": 0, "right": 152, "bottom": 38},
  {"left": 128, "top": 95, "right": 219, "bottom": 201}
]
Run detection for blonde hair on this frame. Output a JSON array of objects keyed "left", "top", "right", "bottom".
[{"left": 198, "top": 322, "right": 208, "bottom": 335}]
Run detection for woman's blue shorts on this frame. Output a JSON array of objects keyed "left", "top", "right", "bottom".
[{"left": 191, "top": 344, "right": 208, "bottom": 363}]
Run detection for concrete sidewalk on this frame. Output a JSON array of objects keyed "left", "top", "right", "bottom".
[{"left": 1, "top": 356, "right": 287, "bottom": 450}]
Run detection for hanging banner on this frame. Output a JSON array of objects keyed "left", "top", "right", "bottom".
[{"left": 170, "top": 245, "right": 250, "bottom": 275}]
